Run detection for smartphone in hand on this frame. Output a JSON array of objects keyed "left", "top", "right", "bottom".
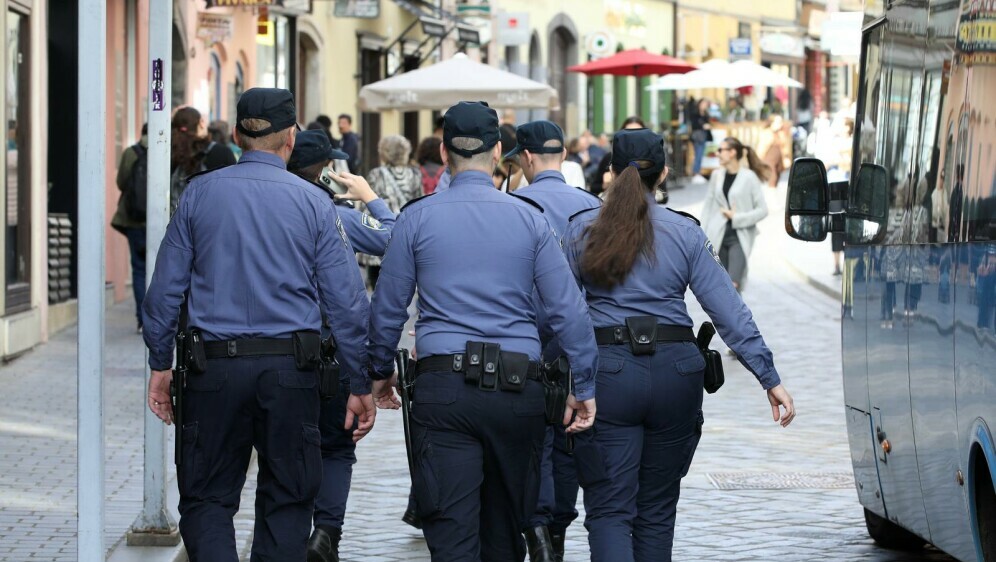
[{"left": 318, "top": 167, "right": 348, "bottom": 195}]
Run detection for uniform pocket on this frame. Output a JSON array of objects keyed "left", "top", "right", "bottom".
[
  {"left": 278, "top": 369, "right": 316, "bottom": 389},
  {"left": 411, "top": 425, "right": 443, "bottom": 518},
  {"left": 177, "top": 422, "right": 203, "bottom": 497},
  {"left": 414, "top": 386, "right": 457, "bottom": 405},
  {"left": 679, "top": 410, "right": 705, "bottom": 478},
  {"left": 675, "top": 353, "right": 706, "bottom": 376},
  {"left": 573, "top": 430, "right": 609, "bottom": 487},
  {"left": 597, "top": 357, "right": 624, "bottom": 374},
  {"left": 299, "top": 424, "right": 323, "bottom": 500},
  {"left": 511, "top": 385, "right": 546, "bottom": 417}
]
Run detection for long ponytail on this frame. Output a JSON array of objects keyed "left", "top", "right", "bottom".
[
  {"left": 724, "top": 137, "right": 771, "bottom": 183},
  {"left": 581, "top": 163, "right": 655, "bottom": 287}
]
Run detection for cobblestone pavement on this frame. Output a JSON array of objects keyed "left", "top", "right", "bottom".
[{"left": 0, "top": 182, "right": 962, "bottom": 561}]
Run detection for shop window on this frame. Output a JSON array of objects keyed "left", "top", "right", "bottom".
[
  {"left": 209, "top": 52, "right": 222, "bottom": 122},
  {"left": 5, "top": 9, "right": 30, "bottom": 313}
]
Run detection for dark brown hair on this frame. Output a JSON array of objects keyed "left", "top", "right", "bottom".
[
  {"left": 415, "top": 136, "right": 443, "bottom": 166},
  {"left": 581, "top": 161, "right": 657, "bottom": 287},
  {"left": 171, "top": 107, "right": 210, "bottom": 175},
  {"left": 723, "top": 137, "right": 770, "bottom": 182}
]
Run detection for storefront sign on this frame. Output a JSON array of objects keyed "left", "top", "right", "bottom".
[
  {"left": 958, "top": 0, "right": 996, "bottom": 61},
  {"left": 197, "top": 13, "right": 233, "bottom": 43},
  {"left": 759, "top": 32, "right": 805, "bottom": 59},
  {"left": 497, "top": 12, "right": 530, "bottom": 46},
  {"left": 604, "top": 0, "right": 648, "bottom": 39},
  {"left": 205, "top": 0, "right": 275, "bottom": 7},
  {"left": 729, "top": 38, "right": 752, "bottom": 60},
  {"left": 334, "top": 0, "right": 379, "bottom": 18},
  {"left": 152, "top": 59, "right": 165, "bottom": 111}
]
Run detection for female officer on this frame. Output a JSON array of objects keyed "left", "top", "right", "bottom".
[{"left": 561, "top": 129, "right": 796, "bottom": 562}]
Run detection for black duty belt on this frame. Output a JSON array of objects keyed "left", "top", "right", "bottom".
[
  {"left": 594, "top": 325, "right": 695, "bottom": 346},
  {"left": 416, "top": 353, "right": 543, "bottom": 380},
  {"left": 204, "top": 338, "right": 295, "bottom": 359}
]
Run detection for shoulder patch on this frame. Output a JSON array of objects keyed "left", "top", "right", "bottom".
[
  {"left": 509, "top": 193, "right": 545, "bottom": 213},
  {"left": 574, "top": 186, "right": 602, "bottom": 201},
  {"left": 668, "top": 208, "right": 701, "bottom": 226},
  {"left": 704, "top": 239, "right": 722, "bottom": 265},
  {"left": 335, "top": 215, "right": 350, "bottom": 247},
  {"left": 568, "top": 207, "right": 600, "bottom": 223},
  {"left": 400, "top": 192, "right": 435, "bottom": 212},
  {"left": 360, "top": 213, "right": 386, "bottom": 230}
]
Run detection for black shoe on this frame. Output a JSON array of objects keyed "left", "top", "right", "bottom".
[
  {"left": 524, "top": 526, "right": 557, "bottom": 562},
  {"left": 402, "top": 506, "right": 422, "bottom": 530},
  {"left": 549, "top": 528, "right": 566, "bottom": 562},
  {"left": 306, "top": 526, "right": 341, "bottom": 562}
]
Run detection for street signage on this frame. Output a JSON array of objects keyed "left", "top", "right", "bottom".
[
  {"left": 457, "top": 24, "right": 481, "bottom": 45},
  {"left": 729, "top": 38, "right": 752, "bottom": 60},
  {"left": 497, "top": 12, "right": 530, "bottom": 46},
  {"left": 586, "top": 30, "right": 615, "bottom": 57},
  {"left": 334, "top": 0, "right": 380, "bottom": 18},
  {"left": 197, "top": 13, "right": 234, "bottom": 43},
  {"left": 420, "top": 16, "right": 447, "bottom": 38},
  {"left": 206, "top": 0, "right": 275, "bottom": 6}
]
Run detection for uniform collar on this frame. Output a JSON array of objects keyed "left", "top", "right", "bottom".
[
  {"left": 239, "top": 150, "right": 288, "bottom": 170},
  {"left": 533, "top": 170, "right": 566, "bottom": 184},
  {"left": 449, "top": 170, "right": 495, "bottom": 189},
  {"left": 646, "top": 192, "right": 658, "bottom": 206}
]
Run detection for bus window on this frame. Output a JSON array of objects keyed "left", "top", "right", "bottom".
[{"left": 847, "top": 23, "right": 887, "bottom": 245}]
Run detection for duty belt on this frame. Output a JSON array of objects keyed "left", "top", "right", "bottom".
[
  {"left": 204, "top": 338, "right": 295, "bottom": 359},
  {"left": 416, "top": 353, "right": 543, "bottom": 380},
  {"left": 594, "top": 325, "right": 695, "bottom": 346}
]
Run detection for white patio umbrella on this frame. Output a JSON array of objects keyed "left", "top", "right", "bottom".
[
  {"left": 358, "top": 53, "right": 560, "bottom": 111},
  {"left": 648, "top": 58, "right": 802, "bottom": 90}
]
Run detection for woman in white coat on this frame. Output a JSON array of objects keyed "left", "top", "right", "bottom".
[{"left": 700, "top": 137, "right": 772, "bottom": 291}]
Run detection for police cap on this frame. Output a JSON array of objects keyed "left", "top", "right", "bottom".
[
  {"left": 611, "top": 128, "right": 667, "bottom": 179},
  {"left": 236, "top": 88, "right": 299, "bottom": 138},
  {"left": 288, "top": 129, "right": 349, "bottom": 171},
  {"left": 503, "top": 120, "right": 565, "bottom": 159},
  {"left": 443, "top": 101, "right": 500, "bottom": 158}
]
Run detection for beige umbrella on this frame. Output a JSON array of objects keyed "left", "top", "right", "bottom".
[{"left": 358, "top": 53, "right": 560, "bottom": 112}]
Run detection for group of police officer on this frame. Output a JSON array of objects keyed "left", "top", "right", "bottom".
[{"left": 144, "top": 87, "right": 795, "bottom": 562}]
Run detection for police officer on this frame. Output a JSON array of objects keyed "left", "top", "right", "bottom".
[
  {"left": 367, "top": 101, "right": 599, "bottom": 562},
  {"left": 561, "top": 129, "right": 796, "bottom": 562},
  {"left": 284, "top": 128, "right": 396, "bottom": 562},
  {"left": 144, "top": 88, "right": 386, "bottom": 562},
  {"left": 505, "top": 120, "right": 601, "bottom": 561}
]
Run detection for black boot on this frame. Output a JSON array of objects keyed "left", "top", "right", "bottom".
[
  {"left": 524, "top": 526, "right": 557, "bottom": 562},
  {"left": 306, "top": 525, "right": 341, "bottom": 562},
  {"left": 402, "top": 506, "right": 422, "bottom": 530},
  {"left": 549, "top": 528, "right": 566, "bottom": 562}
]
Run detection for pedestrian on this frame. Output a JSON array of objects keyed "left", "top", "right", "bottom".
[
  {"left": 315, "top": 114, "right": 339, "bottom": 148},
  {"left": 699, "top": 137, "right": 771, "bottom": 292},
  {"left": 170, "top": 107, "right": 236, "bottom": 214},
  {"left": 367, "top": 101, "right": 598, "bottom": 562},
  {"left": 689, "top": 98, "right": 711, "bottom": 183},
  {"left": 111, "top": 123, "right": 149, "bottom": 333},
  {"left": 505, "top": 119, "right": 601, "bottom": 561},
  {"left": 286, "top": 128, "right": 396, "bottom": 562},
  {"left": 338, "top": 113, "right": 361, "bottom": 173},
  {"left": 360, "top": 134, "right": 420, "bottom": 287},
  {"left": 561, "top": 128, "right": 796, "bottom": 562},
  {"left": 415, "top": 136, "right": 446, "bottom": 195},
  {"left": 143, "top": 88, "right": 385, "bottom": 562},
  {"left": 591, "top": 117, "right": 646, "bottom": 197},
  {"left": 756, "top": 115, "right": 786, "bottom": 187},
  {"left": 208, "top": 119, "right": 242, "bottom": 161}
]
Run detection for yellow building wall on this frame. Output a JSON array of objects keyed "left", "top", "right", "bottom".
[{"left": 677, "top": 0, "right": 796, "bottom": 23}]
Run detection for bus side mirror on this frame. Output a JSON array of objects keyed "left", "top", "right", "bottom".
[{"left": 785, "top": 157, "right": 830, "bottom": 242}]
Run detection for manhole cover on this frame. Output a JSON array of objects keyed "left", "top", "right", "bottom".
[{"left": 706, "top": 471, "right": 854, "bottom": 490}]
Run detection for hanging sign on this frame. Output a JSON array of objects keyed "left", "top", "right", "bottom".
[
  {"left": 334, "top": 0, "right": 380, "bottom": 18},
  {"left": 205, "top": 0, "right": 275, "bottom": 6},
  {"left": 197, "top": 13, "right": 233, "bottom": 43},
  {"left": 497, "top": 12, "right": 530, "bottom": 46}
]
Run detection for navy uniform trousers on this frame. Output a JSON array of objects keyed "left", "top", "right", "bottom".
[
  {"left": 574, "top": 342, "right": 705, "bottom": 562},
  {"left": 177, "top": 356, "right": 322, "bottom": 562},
  {"left": 409, "top": 370, "right": 547, "bottom": 562},
  {"left": 529, "top": 424, "right": 579, "bottom": 531},
  {"left": 313, "top": 377, "right": 358, "bottom": 530}
]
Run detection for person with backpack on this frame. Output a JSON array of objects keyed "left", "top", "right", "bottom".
[
  {"left": 171, "top": 107, "right": 236, "bottom": 214},
  {"left": 416, "top": 136, "right": 445, "bottom": 195},
  {"left": 111, "top": 123, "right": 150, "bottom": 333}
]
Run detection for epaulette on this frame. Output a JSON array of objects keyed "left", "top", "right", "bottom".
[
  {"left": 574, "top": 186, "right": 602, "bottom": 202},
  {"left": 568, "top": 207, "right": 599, "bottom": 223},
  {"left": 510, "top": 192, "right": 545, "bottom": 213},
  {"left": 668, "top": 208, "right": 701, "bottom": 226},
  {"left": 184, "top": 164, "right": 230, "bottom": 185},
  {"left": 400, "top": 192, "right": 436, "bottom": 212}
]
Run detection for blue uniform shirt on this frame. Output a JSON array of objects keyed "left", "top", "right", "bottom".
[
  {"left": 142, "top": 151, "right": 373, "bottom": 394},
  {"left": 368, "top": 170, "right": 599, "bottom": 400},
  {"left": 336, "top": 198, "right": 395, "bottom": 257},
  {"left": 563, "top": 193, "right": 781, "bottom": 390}
]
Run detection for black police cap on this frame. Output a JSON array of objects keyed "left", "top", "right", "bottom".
[
  {"left": 288, "top": 129, "right": 349, "bottom": 171},
  {"left": 236, "top": 88, "right": 299, "bottom": 138},
  {"left": 611, "top": 128, "right": 667, "bottom": 178},
  {"left": 443, "top": 101, "right": 500, "bottom": 158},
  {"left": 504, "top": 120, "right": 565, "bottom": 159}
]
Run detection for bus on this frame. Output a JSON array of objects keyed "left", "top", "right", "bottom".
[{"left": 785, "top": 1, "right": 996, "bottom": 561}]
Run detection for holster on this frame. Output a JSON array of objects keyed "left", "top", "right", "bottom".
[
  {"left": 542, "top": 356, "right": 570, "bottom": 425},
  {"left": 625, "top": 316, "right": 659, "bottom": 356},
  {"left": 318, "top": 336, "right": 340, "bottom": 400},
  {"left": 697, "top": 322, "right": 725, "bottom": 394},
  {"left": 186, "top": 329, "right": 208, "bottom": 374}
]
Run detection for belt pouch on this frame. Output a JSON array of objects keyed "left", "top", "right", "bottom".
[
  {"left": 465, "top": 341, "right": 484, "bottom": 384},
  {"left": 498, "top": 351, "right": 529, "bottom": 393},
  {"left": 625, "top": 316, "right": 659, "bottom": 356},
  {"left": 542, "top": 357, "right": 569, "bottom": 424},
  {"left": 318, "top": 359, "right": 340, "bottom": 399},
  {"left": 703, "top": 349, "right": 725, "bottom": 394},
  {"left": 480, "top": 343, "right": 501, "bottom": 391},
  {"left": 292, "top": 331, "right": 322, "bottom": 370},
  {"left": 187, "top": 330, "right": 208, "bottom": 374}
]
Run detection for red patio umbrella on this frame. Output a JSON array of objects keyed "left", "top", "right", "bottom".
[{"left": 567, "top": 49, "right": 696, "bottom": 77}]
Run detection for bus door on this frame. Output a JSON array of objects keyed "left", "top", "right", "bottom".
[{"left": 858, "top": 6, "right": 931, "bottom": 540}]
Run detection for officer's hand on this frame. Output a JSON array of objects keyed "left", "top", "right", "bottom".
[
  {"left": 373, "top": 377, "right": 401, "bottom": 410},
  {"left": 334, "top": 171, "right": 378, "bottom": 204},
  {"left": 564, "top": 395, "right": 596, "bottom": 434},
  {"left": 345, "top": 393, "right": 377, "bottom": 443},
  {"left": 766, "top": 384, "right": 796, "bottom": 427},
  {"left": 148, "top": 369, "right": 174, "bottom": 425}
]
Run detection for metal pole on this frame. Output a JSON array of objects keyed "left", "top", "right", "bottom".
[
  {"left": 77, "top": 0, "right": 106, "bottom": 559},
  {"left": 127, "top": 0, "right": 179, "bottom": 545}
]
